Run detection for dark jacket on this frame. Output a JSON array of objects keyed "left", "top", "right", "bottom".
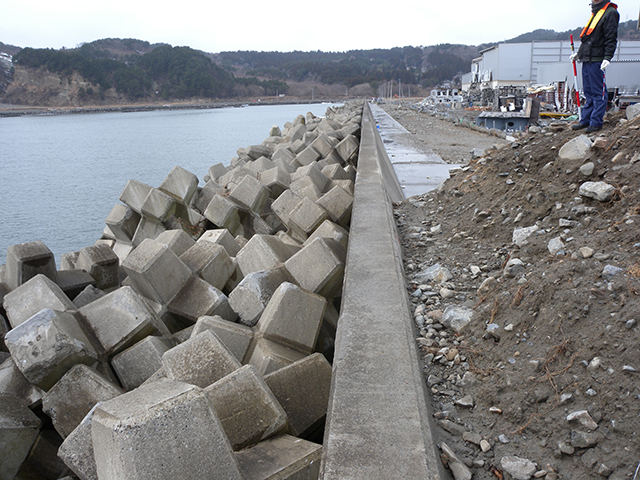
[{"left": 578, "top": 2, "right": 619, "bottom": 63}]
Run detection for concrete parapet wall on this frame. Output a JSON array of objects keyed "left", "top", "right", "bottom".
[{"left": 320, "top": 102, "right": 444, "bottom": 480}]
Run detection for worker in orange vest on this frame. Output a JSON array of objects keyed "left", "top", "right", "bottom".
[{"left": 570, "top": 0, "right": 619, "bottom": 133}]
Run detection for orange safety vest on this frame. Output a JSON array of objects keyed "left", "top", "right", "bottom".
[{"left": 580, "top": 2, "right": 611, "bottom": 37}]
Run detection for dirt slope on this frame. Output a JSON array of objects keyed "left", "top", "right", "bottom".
[{"left": 383, "top": 103, "right": 640, "bottom": 480}]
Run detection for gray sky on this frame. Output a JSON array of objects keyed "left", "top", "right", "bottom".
[{"left": 2, "top": 1, "right": 638, "bottom": 53}]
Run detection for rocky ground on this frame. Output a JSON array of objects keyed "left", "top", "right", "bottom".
[{"left": 381, "top": 102, "right": 640, "bottom": 480}]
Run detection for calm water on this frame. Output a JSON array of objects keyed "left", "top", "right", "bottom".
[{"left": 0, "top": 103, "right": 340, "bottom": 266}]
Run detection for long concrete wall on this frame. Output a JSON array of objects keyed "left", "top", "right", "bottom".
[{"left": 320, "top": 103, "right": 445, "bottom": 479}]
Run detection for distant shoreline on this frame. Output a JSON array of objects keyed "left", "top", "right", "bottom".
[{"left": 0, "top": 98, "right": 347, "bottom": 118}]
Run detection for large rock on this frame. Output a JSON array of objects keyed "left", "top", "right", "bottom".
[
  {"left": 500, "top": 455, "right": 537, "bottom": 480},
  {"left": 92, "top": 378, "right": 243, "bottom": 480},
  {"left": 558, "top": 134, "right": 592, "bottom": 161},
  {"left": 414, "top": 263, "right": 453, "bottom": 283},
  {"left": 442, "top": 305, "right": 476, "bottom": 333},
  {"left": 579, "top": 181, "right": 616, "bottom": 202},
  {"left": 626, "top": 102, "right": 640, "bottom": 120},
  {"left": 512, "top": 225, "right": 539, "bottom": 247}
]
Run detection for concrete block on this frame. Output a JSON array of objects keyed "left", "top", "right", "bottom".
[
  {"left": 289, "top": 177, "right": 322, "bottom": 202},
  {"left": 235, "top": 434, "right": 322, "bottom": 480},
  {"left": 5, "top": 309, "right": 98, "bottom": 390},
  {"left": 303, "top": 219, "right": 349, "bottom": 250},
  {"left": 324, "top": 148, "right": 345, "bottom": 165},
  {"left": 60, "top": 251, "right": 80, "bottom": 271},
  {"left": 257, "top": 282, "right": 326, "bottom": 354},
  {"left": 155, "top": 229, "right": 196, "bottom": 257},
  {"left": 228, "top": 267, "right": 291, "bottom": 327},
  {"left": 58, "top": 404, "right": 99, "bottom": 480},
  {"left": 248, "top": 156, "right": 277, "bottom": 173},
  {"left": 245, "top": 144, "right": 272, "bottom": 160},
  {"left": 56, "top": 269, "right": 96, "bottom": 301},
  {"left": 272, "top": 156, "right": 297, "bottom": 175},
  {"left": 111, "top": 241, "right": 134, "bottom": 262},
  {"left": 72, "top": 285, "right": 106, "bottom": 309},
  {"left": 275, "top": 231, "right": 303, "bottom": 248},
  {"left": 92, "top": 378, "right": 243, "bottom": 480},
  {"left": 236, "top": 235, "right": 300, "bottom": 277},
  {"left": 111, "top": 335, "right": 172, "bottom": 390},
  {"left": 159, "top": 165, "right": 198, "bottom": 205},
  {"left": 16, "top": 428, "right": 69, "bottom": 480},
  {"left": 75, "top": 244, "right": 119, "bottom": 290},
  {"left": 105, "top": 204, "right": 140, "bottom": 244},
  {"left": 294, "top": 145, "right": 321, "bottom": 167},
  {"left": 0, "top": 358, "right": 45, "bottom": 408},
  {"left": 0, "top": 394, "right": 42, "bottom": 480},
  {"left": 310, "top": 133, "right": 337, "bottom": 158},
  {"left": 316, "top": 185, "right": 353, "bottom": 227},
  {"left": 321, "top": 163, "right": 351, "bottom": 181},
  {"left": 287, "top": 124, "right": 307, "bottom": 143},
  {"left": 5, "top": 241, "right": 57, "bottom": 291},
  {"left": 335, "top": 134, "right": 359, "bottom": 163},
  {"left": 230, "top": 174, "right": 270, "bottom": 213},
  {"left": 218, "top": 166, "right": 258, "bottom": 191},
  {"left": 259, "top": 167, "right": 290, "bottom": 199},
  {"left": 180, "top": 242, "right": 234, "bottom": 290},
  {"left": 244, "top": 211, "right": 276, "bottom": 237},
  {"left": 141, "top": 187, "right": 176, "bottom": 223},
  {"left": 198, "top": 228, "right": 241, "bottom": 257},
  {"left": 271, "top": 189, "right": 301, "bottom": 226},
  {"left": 288, "top": 197, "right": 329, "bottom": 240},
  {"left": 42, "top": 364, "right": 123, "bottom": 438},
  {"left": 204, "top": 194, "right": 245, "bottom": 235},
  {"left": 80, "top": 286, "right": 166, "bottom": 356},
  {"left": 264, "top": 353, "right": 332, "bottom": 438},
  {"left": 168, "top": 276, "right": 237, "bottom": 323},
  {"left": 193, "top": 179, "right": 225, "bottom": 213},
  {"left": 208, "top": 163, "right": 228, "bottom": 182},
  {"left": 119, "top": 179, "right": 152, "bottom": 215},
  {"left": 122, "top": 239, "right": 192, "bottom": 304},
  {"left": 291, "top": 164, "right": 329, "bottom": 192},
  {"left": 131, "top": 217, "right": 166, "bottom": 247},
  {"left": 4, "top": 274, "right": 76, "bottom": 328},
  {"left": 246, "top": 338, "right": 306, "bottom": 376},
  {"left": 285, "top": 237, "right": 346, "bottom": 299},
  {"left": 326, "top": 178, "right": 354, "bottom": 196},
  {"left": 191, "top": 315, "right": 253, "bottom": 363},
  {"left": 162, "top": 330, "right": 241, "bottom": 388},
  {"left": 204, "top": 364, "right": 286, "bottom": 450}
]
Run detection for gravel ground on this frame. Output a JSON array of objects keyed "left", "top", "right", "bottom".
[{"left": 380, "top": 102, "right": 640, "bottom": 480}]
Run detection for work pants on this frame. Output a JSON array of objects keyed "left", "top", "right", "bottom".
[{"left": 581, "top": 61, "right": 608, "bottom": 128}]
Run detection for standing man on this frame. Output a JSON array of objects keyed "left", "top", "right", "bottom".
[{"left": 571, "top": 0, "right": 620, "bottom": 133}]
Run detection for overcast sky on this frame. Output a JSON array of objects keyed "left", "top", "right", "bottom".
[{"left": 2, "top": 1, "right": 638, "bottom": 53}]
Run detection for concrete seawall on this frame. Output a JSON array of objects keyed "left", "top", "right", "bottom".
[{"left": 321, "top": 103, "right": 445, "bottom": 479}]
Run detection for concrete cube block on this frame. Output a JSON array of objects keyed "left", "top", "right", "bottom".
[
  {"left": 245, "top": 144, "right": 272, "bottom": 160},
  {"left": 180, "top": 242, "right": 234, "bottom": 290},
  {"left": 310, "top": 133, "right": 337, "bottom": 158},
  {"left": 131, "top": 217, "right": 166, "bottom": 247},
  {"left": 168, "top": 276, "right": 237, "bottom": 323},
  {"left": 259, "top": 167, "right": 290, "bottom": 199},
  {"left": 111, "top": 241, "right": 134, "bottom": 263},
  {"left": 58, "top": 404, "right": 99, "bottom": 480},
  {"left": 236, "top": 235, "right": 300, "bottom": 277},
  {"left": 256, "top": 282, "right": 326, "bottom": 354},
  {"left": 321, "top": 163, "right": 351, "bottom": 181},
  {"left": 288, "top": 197, "right": 329, "bottom": 240},
  {"left": 284, "top": 237, "right": 346, "bottom": 299},
  {"left": 289, "top": 177, "right": 322, "bottom": 202},
  {"left": 316, "top": 185, "right": 353, "bottom": 227},
  {"left": 218, "top": 166, "right": 257, "bottom": 191},
  {"left": 72, "top": 285, "right": 106, "bottom": 309},
  {"left": 235, "top": 434, "right": 322, "bottom": 480},
  {"left": 141, "top": 187, "right": 176, "bottom": 223},
  {"left": 291, "top": 164, "right": 329, "bottom": 192},
  {"left": 75, "top": 244, "right": 119, "bottom": 290},
  {"left": 327, "top": 178, "right": 355, "bottom": 196},
  {"left": 0, "top": 394, "right": 42, "bottom": 480},
  {"left": 303, "top": 219, "right": 349, "bottom": 250},
  {"left": 155, "top": 229, "right": 196, "bottom": 257},
  {"left": 0, "top": 358, "right": 45, "bottom": 408},
  {"left": 294, "top": 145, "right": 321, "bottom": 166},
  {"left": 5, "top": 241, "right": 57, "bottom": 291},
  {"left": 198, "top": 229, "right": 241, "bottom": 257},
  {"left": 56, "top": 269, "right": 96, "bottom": 301},
  {"left": 162, "top": 330, "right": 241, "bottom": 388},
  {"left": 111, "top": 335, "right": 172, "bottom": 390},
  {"left": 159, "top": 165, "right": 199, "bottom": 205},
  {"left": 92, "top": 378, "right": 243, "bottom": 480},
  {"left": 193, "top": 179, "right": 225, "bottom": 213},
  {"left": 122, "top": 239, "right": 192, "bottom": 304},
  {"left": 5, "top": 309, "right": 98, "bottom": 390},
  {"left": 335, "top": 134, "right": 359, "bottom": 163},
  {"left": 264, "top": 353, "right": 332, "bottom": 438},
  {"left": 16, "top": 428, "right": 68, "bottom": 480},
  {"left": 229, "top": 175, "right": 270, "bottom": 213},
  {"left": 271, "top": 189, "right": 301, "bottom": 225},
  {"left": 42, "top": 364, "right": 123, "bottom": 438},
  {"left": 79, "top": 286, "right": 167, "bottom": 356},
  {"left": 324, "top": 148, "right": 345, "bottom": 165},
  {"left": 287, "top": 124, "right": 307, "bottom": 143},
  {"left": 204, "top": 194, "right": 244, "bottom": 235},
  {"left": 191, "top": 315, "right": 253, "bottom": 363},
  {"left": 272, "top": 156, "right": 297, "bottom": 175},
  {"left": 60, "top": 251, "right": 80, "bottom": 271},
  {"left": 248, "top": 156, "right": 277, "bottom": 173},
  {"left": 204, "top": 364, "right": 286, "bottom": 450},
  {"left": 228, "top": 267, "right": 290, "bottom": 327},
  {"left": 207, "top": 163, "right": 228, "bottom": 182},
  {"left": 246, "top": 338, "right": 306, "bottom": 376},
  {"left": 3, "top": 274, "right": 75, "bottom": 328},
  {"left": 105, "top": 204, "right": 140, "bottom": 244},
  {"left": 119, "top": 179, "right": 152, "bottom": 215}
]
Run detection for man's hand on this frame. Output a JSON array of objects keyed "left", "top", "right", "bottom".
[
  {"left": 570, "top": 52, "right": 579, "bottom": 63},
  {"left": 600, "top": 59, "right": 611, "bottom": 71}
]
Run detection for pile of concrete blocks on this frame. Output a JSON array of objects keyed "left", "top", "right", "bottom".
[{"left": 0, "top": 102, "right": 362, "bottom": 479}]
